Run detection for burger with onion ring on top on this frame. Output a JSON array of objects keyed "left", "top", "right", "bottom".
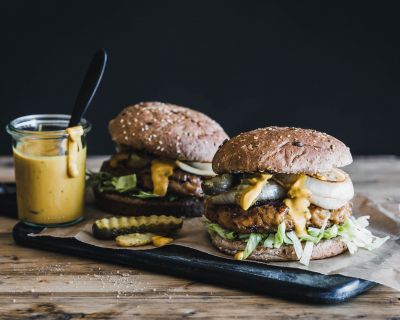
[{"left": 203, "top": 127, "right": 388, "bottom": 265}]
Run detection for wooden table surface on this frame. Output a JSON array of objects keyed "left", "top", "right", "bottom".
[{"left": 0, "top": 156, "right": 399, "bottom": 319}]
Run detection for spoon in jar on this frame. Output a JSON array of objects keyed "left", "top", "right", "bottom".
[{"left": 68, "top": 49, "right": 108, "bottom": 127}]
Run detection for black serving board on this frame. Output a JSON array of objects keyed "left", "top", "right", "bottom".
[{"left": 13, "top": 222, "right": 375, "bottom": 304}]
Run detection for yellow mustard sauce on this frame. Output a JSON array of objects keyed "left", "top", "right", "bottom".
[
  {"left": 283, "top": 174, "right": 311, "bottom": 237},
  {"left": 13, "top": 126, "right": 86, "bottom": 225},
  {"left": 239, "top": 174, "right": 272, "bottom": 210},
  {"left": 150, "top": 159, "right": 175, "bottom": 196},
  {"left": 66, "top": 126, "right": 84, "bottom": 177}
]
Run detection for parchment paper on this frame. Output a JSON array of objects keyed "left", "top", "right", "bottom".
[{"left": 30, "top": 194, "right": 400, "bottom": 291}]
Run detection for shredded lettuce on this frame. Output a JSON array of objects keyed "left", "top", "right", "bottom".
[
  {"left": 207, "top": 223, "right": 236, "bottom": 240},
  {"left": 86, "top": 171, "right": 160, "bottom": 199},
  {"left": 307, "top": 227, "right": 321, "bottom": 237},
  {"left": 112, "top": 174, "right": 137, "bottom": 193},
  {"left": 323, "top": 224, "right": 338, "bottom": 239},
  {"left": 274, "top": 222, "right": 286, "bottom": 248},
  {"left": 286, "top": 231, "right": 303, "bottom": 260},
  {"left": 263, "top": 234, "right": 275, "bottom": 248},
  {"left": 300, "top": 241, "right": 314, "bottom": 266},
  {"left": 243, "top": 234, "right": 263, "bottom": 259},
  {"left": 337, "top": 216, "right": 389, "bottom": 254},
  {"left": 204, "top": 215, "right": 389, "bottom": 266}
]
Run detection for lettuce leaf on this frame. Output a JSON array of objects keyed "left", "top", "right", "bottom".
[
  {"left": 323, "top": 224, "right": 338, "bottom": 239},
  {"left": 263, "top": 234, "right": 275, "bottom": 248},
  {"left": 133, "top": 190, "right": 161, "bottom": 199},
  {"left": 286, "top": 231, "right": 303, "bottom": 260},
  {"left": 299, "top": 241, "right": 314, "bottom": 266},
  {"left": 274, "top": 222, "right": 286, "bottom": 248},
  {"left": 207, "top": 222, "right": 236, "bottom": 240},
  {"left": 337, "top": 216, "right": 389, "bottom": 254},
  {"left": 111, "top": 174, "right": 137, "bottom": 193},
  {"left": 243, "top": 233, "right": 263, "bottom": 259},
  {"left": 86, "top": 171, "right": 159, "bottom": 199}
]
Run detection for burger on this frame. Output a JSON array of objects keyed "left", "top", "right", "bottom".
[
  {"left": 203, "top": 127, "right": 388, "bottom": 265},
  {"left": 88, "top": 101, "right": 228, "bottom": 217}
]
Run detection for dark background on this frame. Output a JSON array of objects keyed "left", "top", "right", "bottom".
[{"left": 1, "top": 1, "right": 399, "bottom": 155}]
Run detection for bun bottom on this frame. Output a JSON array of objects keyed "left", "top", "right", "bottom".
[
  {"left": 209, "top": 232, "right": 347, "bottom": 262},
  {"left": 94, "top": 190, "right": 204, "bottom": 217}
]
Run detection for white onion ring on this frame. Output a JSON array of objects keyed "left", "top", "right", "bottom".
[
  {"left": 176, "top": 160, "right": 216, "bottom": 177},
  {"left": 309, "top": 194, "right": 349, "bottom": 210},
  {"left": 188, "top": 161, "right": 214, "bottom": 171},
  {"left": 273, "top": 170, "right": 354, "bottom": 210},
  {"left": 304, "top": 175, "right": 354, "bottom": 202}
]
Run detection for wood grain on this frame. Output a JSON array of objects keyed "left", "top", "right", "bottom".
[{"left": 0, "top": 156, "right": 399, "bottom": 319}]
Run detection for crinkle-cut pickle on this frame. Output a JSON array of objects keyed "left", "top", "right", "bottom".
[
  {"left": 92, "top": 215, "right": 183, "bottom": 240},
  {"left": 115, "top": 233, "right": 154, "bottom": 247}
]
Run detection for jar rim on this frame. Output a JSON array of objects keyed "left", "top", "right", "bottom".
[{"left": 6, "top": 114, "right": 91, "bottom": 138}]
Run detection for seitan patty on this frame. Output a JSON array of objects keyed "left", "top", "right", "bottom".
[
  {"left": 100, "top": 160, "right": 204, "bottom": 198},
  {"left": 204, "top": 200, "right": 352, "bottom": 233}
]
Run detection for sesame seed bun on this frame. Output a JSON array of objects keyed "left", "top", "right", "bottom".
[
  {"left": 108, "top": 102, "right": 228, "bottom": 162},
  {"left": 209, "top": 233, "right": 348, "bottom": 262},
  {"left": 212, "top": 127, "right": 352, "bottom": 175}
]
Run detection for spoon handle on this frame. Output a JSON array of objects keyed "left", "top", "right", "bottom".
[{"left": 69, "top": 49, "right": 108, "bottom": 127}]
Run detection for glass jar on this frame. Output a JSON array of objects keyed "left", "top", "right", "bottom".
[{"left": 6, "top": 114, "right": 91, "bottom": 227}]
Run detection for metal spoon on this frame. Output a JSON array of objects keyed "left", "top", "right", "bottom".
[{"left": 68, "top": 49, "right": 108, "bottom": 127}]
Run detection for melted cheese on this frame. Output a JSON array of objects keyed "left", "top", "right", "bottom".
[
  {"left": 151, "top": 159, "right": 175, "bottom": 197},
  {"left": 239, "top": 174, "right": 272, "bottom": 210},
  {"left": 284, "top": 174, "right": 311, "bottom": 237},
  {"left": 66, "top": 126, "right": 84, "bottom": 177}
]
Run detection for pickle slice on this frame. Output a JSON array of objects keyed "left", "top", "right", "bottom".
[
  {"left": 92, "top": 215, "right": 183, "bottom": 240},
  {"left": 115, "top": 233, "right": 154, "bottom": 247}
]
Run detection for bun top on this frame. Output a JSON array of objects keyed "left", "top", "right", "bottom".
[
  {"left": 212, "top": 126, "right": 352, "bottom": 174},
  {"left": 108, "top": 102, "right": 228, "bottom": 162}
]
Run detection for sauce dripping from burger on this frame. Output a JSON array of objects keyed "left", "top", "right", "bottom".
[
  {"left": 151, "top": 159, "right": 175, "bottom": 196},
  {"left": 283, "top": 174, "right": 311, "bottom": 237},
  {"left": 239, "top": 174, "right": 272, "bottom": 210}
]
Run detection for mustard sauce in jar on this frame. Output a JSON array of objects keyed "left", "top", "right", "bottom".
[{"left": 7, "top": 115, "right": 91, "bottom": 227}]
